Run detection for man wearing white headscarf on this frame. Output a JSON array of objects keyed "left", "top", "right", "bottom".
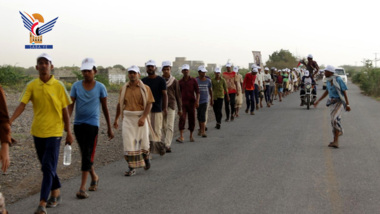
[
  {"left": 314, "top": 65, "right": 351, "bottom": 148},
  {"left": 233, "top": 66, "right": 243, "bottom": 117}
]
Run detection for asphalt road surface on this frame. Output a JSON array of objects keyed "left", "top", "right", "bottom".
[{"left": 8, "top": 80, "right": 380, "bottom": 214}]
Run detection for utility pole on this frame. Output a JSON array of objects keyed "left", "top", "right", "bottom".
[{"left": 374, "top": 53, "right": 380, "bottom": 68}]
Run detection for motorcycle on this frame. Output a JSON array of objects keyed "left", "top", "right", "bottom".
[{"left": 303, "top": 82, "right": 314, "bottom": 110}]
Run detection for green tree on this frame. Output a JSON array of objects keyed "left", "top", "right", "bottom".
[{"left": 265, "top": 49, "right": 298, "bottom": 69}]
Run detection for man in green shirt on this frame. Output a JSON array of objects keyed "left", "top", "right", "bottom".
[{"left": 211, "top": 67, "right": 229, "bottom": 129}]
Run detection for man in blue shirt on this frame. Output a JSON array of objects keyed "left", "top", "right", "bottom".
[
  {"left": 196, "top": 66, "right": 212, "bottom": 137},
  {"left": 69, "top": 58, "right": 114, "bottom": 199},
  {"left": 314, "top": 65, "right": 351, "bottom": 148}
]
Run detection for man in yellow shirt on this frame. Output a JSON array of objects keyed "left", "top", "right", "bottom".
[{"left": 10, "top": 53, "right": 73, "bottom": 214}]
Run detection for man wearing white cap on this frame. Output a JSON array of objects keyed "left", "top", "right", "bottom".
[
  {"left": 161, "top": 61, "right": 182, "bottom": 152},
  {"left": 243, "top": 66, "right": 257, "bottom": 115},
  {"left": 300, "top": 54, "right": 320, "bottom": 78},
  {"left": 196, "top": 66, "right": 212, "bottom": 137},
  {"left": 114, "top": 65, "right": 155, "bottom": 176},
  {"left": 275, "top": 70, "right": 284, "bottom": 102},
  {"left": 282, "top": 69, "right": 290, "bottom": 97},
  {"left": 233, "top": 66, "right": 243, "bottom": 117},
  {"left": 314, "top": 65, "right": 351, "bottom": 148},
  {"left": 263, "top": 67, "right": 272, "bottom": 107},
  {"left": 256, "top": 66, "right": 265, "bottom": 109},
  {"left": 142, "top": 60, "right": 168, "bottom": 156},
  {"left": 211, "top": 67, "right": 228, "bottom": 129},
  {"left": 10, "top": 53, "right": 73, "bottom": 213},
  {"left": 178, "top": 64, "right": 200, "bottom": 142},
  {"left": 299, "top": 70, "right": 317, "bottom": 106},
  {"left": 68, "top": 58, "right": 114, "bottom": 199},
  {"left": 223, "top": 63, "right": 238, "bottom": 121}
]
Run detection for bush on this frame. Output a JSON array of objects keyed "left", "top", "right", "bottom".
[
  {"left": 352, "top": 66, "right": 380, "bottom": 97},
  {"left": 0, "top": 66, "right": 33, "bottom": 90}
]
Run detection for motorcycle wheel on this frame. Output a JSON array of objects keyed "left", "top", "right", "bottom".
[{"left": 307, "top": 95, "right": 310, "bottom": 110}]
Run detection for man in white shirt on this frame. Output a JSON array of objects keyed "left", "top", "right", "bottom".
[{"left": 263, "top": 67, "right": 272, "bottom": 107}]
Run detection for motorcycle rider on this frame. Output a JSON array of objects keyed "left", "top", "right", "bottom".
[
  {"left": 300, "top": 54, "right": 319, "bottom": 78},
  {"left": 300, "top": 70, "right": 316, "bottom": 106}
]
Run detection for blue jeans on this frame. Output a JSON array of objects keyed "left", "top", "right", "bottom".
[
  {"left": 245, "top": 90, "right": 255, "bottom": 112},
  {"left": 34, "top": 136, "right": 62, "bottom": 201},
  {"left": 254, "top": 84, "right": 259, "bottom": 104},
  {"left": 264, "top": 86, "right": 271, "bottom": 103}
]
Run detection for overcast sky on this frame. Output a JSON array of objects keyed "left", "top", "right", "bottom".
[{"left": 0, "top": 0, "right": 379, "bottom": 69}]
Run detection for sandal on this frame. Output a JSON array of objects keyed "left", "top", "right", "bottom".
[
  {"left": 88, "top": 179, "right": 99, "bottom": 191},
  {"left": 176, "top": 137, "right": 184, "bottom": 143},
  {"left": 46, "top": 195, "right": 61, "bottom": 208},
  {"left": 76, "top": 190, "right": 89, "bottom": 199},
  {"left": 34, "top": 205, "right": 47, "bottom": 214},
  {"left": 190, "top": 137, "right": 195, "bottom": 142},
  {"left": 124, "top": 168, "right": 136, "bottom": 176}
]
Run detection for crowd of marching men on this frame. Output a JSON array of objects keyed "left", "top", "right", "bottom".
[{"left": 0, "top": 53, "right": 323, "bottom": 214}]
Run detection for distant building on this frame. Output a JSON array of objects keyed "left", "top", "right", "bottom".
[
  {"left": 52, "top": 68, "right": 78, "bottom": 83},
  {"left": 99, "top": 67, "right": 126, "bottom": 84},
  {"left": 207, "top": 64, "right": 217, "bottom": 72},
  {"left": 172, "top": 57, "right": 215, "bottom": 74}
]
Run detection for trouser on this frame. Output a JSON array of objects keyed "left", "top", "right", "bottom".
[
  {"left": 245, "top": 90, "right": 255, "bottom": 112},
  {"left": 162, "top": 108, "right": 176, "bottom": 148},
  {"left": 33, "top": 136, "right": 62, "bottom": 201},
  {"left": 254, "top": 84, "right": 259, "bottom": 104},
  {"left": 150, "top": 112, "right": 163, "bottom": 142},
  {"left": 269, "top": 86, "right": 275, "bottom": 101},
  {"left": 213, "top": 98, "right": 224, "bottom": 124},
  {"left": 197, "top": 102, "right": 207, "bottom": 123},
  {"left": 179, "top": 103, "right": 195, "bottom": 132},
  {"left": 224, "top": 93, "right": 236, "bottom": 119},
  {"left": 74, "top": 124, "right": 99, "bottom": 171},
  {"left": 264, "top": 85, "right": 271, "bottom": 103}
]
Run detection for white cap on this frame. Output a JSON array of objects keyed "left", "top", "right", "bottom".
[
  {"left": 252, "top": 68, "right": 258, "bottom": 73},
  {"left": 264, "top": 67, "right": 269, "bottom": 71},
  {"left": 80, "top": 58, "right": 96, "bottom": 71},
  {"left": 304, "top": 70, "right": 310, "bottom": 76},
  {"left": 214, "top": 67, "right": 221, "bottom": 73},
  {"left": 233, "top": 66, "right": 239, "bottom": 73},
  {"left": 146, "top": 60, "right": 156, "bottom": 67},
  {"left": 127, "top": 65, "right": 140, "bottom": 73},
  {"left": 198, "top": 65, "right": 207, "bottom": 72},
  {"left": 181, "top": 64, "right": 190, "bottom": 70},
  {"left": 307, "top": 54, "right": 313, "bottom": 59},
  {"left": 161, "top": 61, "right": 172, "bottom": 71},
  {"left": 226, "top": 62, "right": 232, "bottom": 67},
  {"left": 37, "top": 53, "right": 52, "bottom": 63},
  {"left": 324, "top": 65, "right": 335, "bottom": 73},
  {"left": 161, "top": 61, "right": 172, "bottom": 67}
]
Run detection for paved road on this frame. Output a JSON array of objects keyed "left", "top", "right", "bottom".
[{"left": 8, "top": 81, "right": 380, "bottom": 214}]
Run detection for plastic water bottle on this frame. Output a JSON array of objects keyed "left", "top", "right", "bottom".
[{"left": 63, "top": 144, "right": 72, "bottom": 166}]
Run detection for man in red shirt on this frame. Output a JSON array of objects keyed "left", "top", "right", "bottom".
[
  {"left": 243, "top": 66, "right": 257, "bottom": 115},
  {"left": 222, "top": 63, "right": 238, "bottom": 121},
  {"left": 177, "top": 64, "right": 200, "bottom": 143}
]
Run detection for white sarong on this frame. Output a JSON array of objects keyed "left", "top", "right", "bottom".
[{"left": 122, "top": 110, "right": 150, "bottom": 168}]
